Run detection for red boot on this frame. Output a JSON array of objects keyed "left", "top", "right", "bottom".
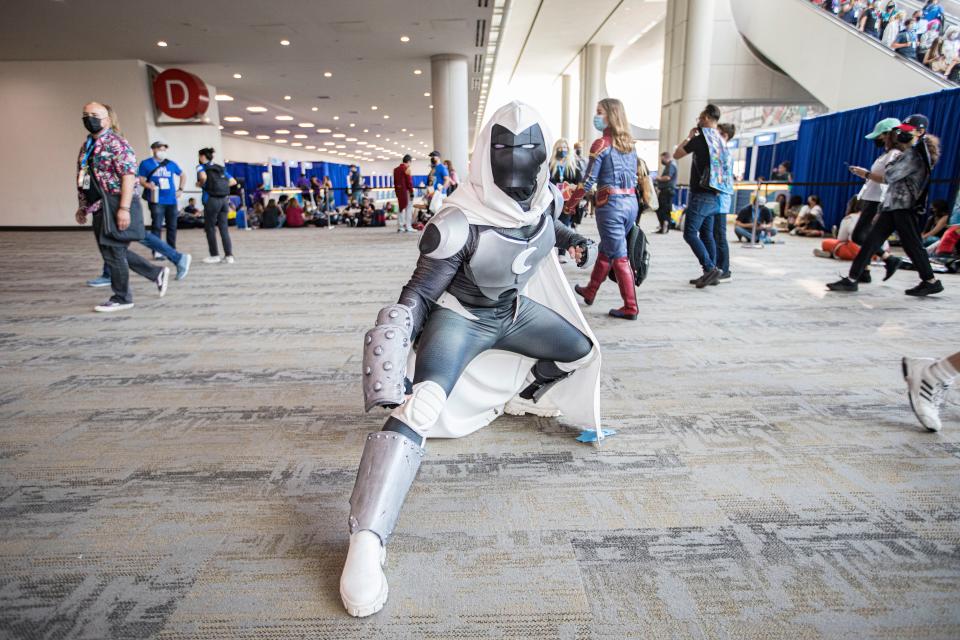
[
  {"left": 609, "top": 257, "right": 638, "bottom": 320},
  {"left": 575, "top": 252, "right": 611, "bottom": 305}
]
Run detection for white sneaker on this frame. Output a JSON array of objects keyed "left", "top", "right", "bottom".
[
  {"left": 340, "top": 531, "right": 388, "bottom": 618},
  {"left": 504, "top": 395, "right": 562, "bottom": 418},
  {"left": 902, "top": 357, "right": 948, "bottom": 432},
  {"left": 156, "top": 266, "right": 170, "bottom": 297},
  {"left": 224, "top": 255, "right": 236, "bottom": 264},
  {"left": 94, "top": 300, "right": 134, "bottom": 313},
  {"left": 202, "top": 256, "right": 222, "bottom": 264}
]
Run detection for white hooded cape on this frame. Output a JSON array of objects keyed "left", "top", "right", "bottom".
[{"left": 407, "top": 101, "right": 604, "bottom": 440}]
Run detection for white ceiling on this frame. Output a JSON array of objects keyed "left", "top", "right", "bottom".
[{"left": 0, "top": 0, "right": 494, "bottom": 163}]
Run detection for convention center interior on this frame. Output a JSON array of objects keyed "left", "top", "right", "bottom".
[{"left": 2, "top": 0, "right": 960, "bottom": 637}]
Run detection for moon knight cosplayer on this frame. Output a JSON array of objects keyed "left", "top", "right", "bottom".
[{"left": 340, "top": 101, "right": 605, "bottom": 617}]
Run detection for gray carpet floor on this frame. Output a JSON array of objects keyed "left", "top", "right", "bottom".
[{"left": 0, "top": 217, "right": 958, "bottom": 640}]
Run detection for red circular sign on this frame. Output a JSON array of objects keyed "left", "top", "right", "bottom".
[{"left": 152, "top": 69, "right": 210, "bottom": 120}]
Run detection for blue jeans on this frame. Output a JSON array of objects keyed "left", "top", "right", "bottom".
[
  {"left": 148, "top": 202, "right": 179, "bottom": 248},
  {"left": 101, "top": 231, "right": 182, "bottom": 277},
  {"left": 708, "top": 213, "right": 729, "bottom": 274},
  {"left": 683, "top": 192, "right": 719, "bottom": 271}
]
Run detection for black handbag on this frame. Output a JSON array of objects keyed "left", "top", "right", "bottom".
[{"left": 97, "top": 182, "right": 145, "bottom": 242}]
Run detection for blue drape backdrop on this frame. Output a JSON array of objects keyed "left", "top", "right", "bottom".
[
  {"left": 226, "top": 161, "right": 354, "bottom": 207},
  {"left": 792, "top": 87, "right": 960, "bottom": 230}
]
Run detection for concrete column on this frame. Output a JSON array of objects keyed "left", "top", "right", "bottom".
[
  {"left": 560, "top": 74, "right": 573, "bottom": 141},
  {"left": 677, "top": 0, "right": 716, "bottom": 140},
  {"left": 578, "top": 44, "right": 611, "bottom": 146},
  {"left": 430, "top": 54, "right": 469, "bottom": 177}
]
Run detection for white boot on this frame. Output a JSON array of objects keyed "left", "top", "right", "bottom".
[
  {"left": 504, "top": 395, "right": 561, "bottom": 417},
  {"left": 340, "top": 530, "right": 388, "bottom": 617}
]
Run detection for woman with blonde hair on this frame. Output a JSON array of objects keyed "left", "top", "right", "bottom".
[
  {"left": 567, "top": 98, "right": 639, "bottom": 320},
  {"left": 549, "top": 138, "right": 582, "bottom": 228}
]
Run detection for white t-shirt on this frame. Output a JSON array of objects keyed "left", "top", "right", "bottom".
[
  {"left": 858, "top": 149, "right": 901, "bottom": 202},
  {"left": 837, "top": 213, "right": 859, "bottom": 242}
]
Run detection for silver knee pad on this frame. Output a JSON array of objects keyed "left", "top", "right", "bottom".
[{"left": 348, "top": 431, "right": 425, "bottom": 544}]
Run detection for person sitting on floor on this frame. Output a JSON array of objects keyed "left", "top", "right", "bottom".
[
  {"left": 284, "top": 198, "right": 305, "bottom": 228},
  {"left": 783, "top": 194, "right": 804, "bottom": 231},
  {"left": 261, "top": 198, "right": 284, "bottom": 229},
  {"left": 792, "top": 195, "right": 826, "bottom": 237},
  {"left": 813, "top": 197, "right": 879, "bottom": 260},
  {"left": 177, "top": 197, "right": 204, "bottom": 229},
  {"left": 248, "top": 201, "right": 264, "bottom": 229},
  {"left": 734, "top": 196, "right": 777, "bottom": 243},
  {"left": 922, "top": 199, "right": 951, "bottom": 246}
]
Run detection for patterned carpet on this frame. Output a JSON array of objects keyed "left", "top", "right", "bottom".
[{"left": 0, "top": 217, "right": 958, "bottom": 640}]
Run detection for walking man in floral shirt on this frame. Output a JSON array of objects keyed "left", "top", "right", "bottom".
[{"left": 75, "top": 102, "right": 168, "bottom": 312}]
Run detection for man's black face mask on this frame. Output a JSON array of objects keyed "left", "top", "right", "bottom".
[{"left": 490, "top": 123, "right": 547, "bottom": 207}]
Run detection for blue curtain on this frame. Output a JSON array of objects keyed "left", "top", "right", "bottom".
[
  {"left": 744, "top": 147, "right": 753, "bottom": 179},
  {"left": 793, "top": 87, "right": 960, "bottom": 230},
  {"left": 225, "top": 162, "right": 270, "bottom": 206},
  {"left": 271, "top": 165, "right": 287, "bottom": 188}
]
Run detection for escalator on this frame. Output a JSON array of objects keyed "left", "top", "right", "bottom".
[{"left": 729, "top": 0, "right": 953, "bottom": 111}]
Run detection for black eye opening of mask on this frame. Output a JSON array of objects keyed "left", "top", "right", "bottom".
[{"left": 489, "top": 123, "right": 547, "bottom": 208}]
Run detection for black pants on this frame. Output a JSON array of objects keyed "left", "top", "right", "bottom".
[
  {"left": 93, "top": 213, "right": 161, "bottom": 304},
  {"left": 849, "top": 208, "right": 934, "bottom": 282},
  {"left": 851, "top": 200, "right": 880, "bottom": 247},
  {"left": 412, "top": 296, "right": 593, "bottom": 396},
  {"left": 149, "top": 202, "right": 179, "bottom": 248},
  {"left": 203, "top": 196, "right": 233, "bottom": 257},
  {"left": 656, "top": 189, "right": 673, "bottom": 226}
]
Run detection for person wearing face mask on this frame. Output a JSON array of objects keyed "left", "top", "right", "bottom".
[
  {"left": 139, "top": 141, "right": 186, "bottom": 248},
  {"left": 829, "top": 115, "right": 944, "bottom": 296},
  {"left": 75, "top": 102, "right": 169, "bottom": 312},
  {"left": 549, "top": 138, "right": 583, "bottom": 229},
  {"left": 654, "top": 151, "right": 678, "bottom": 234},
  {"left": 197, "top": 147, "right": 238, "bottom": 264},
  {"left": 568, "top": 98, "right": 641, "bottom": 320},
  {"left": 340, "top": 101, "right": 603, "bottom": 618},
  {"left": 573, "top": 141, "right": 588, "bottom": 176}
]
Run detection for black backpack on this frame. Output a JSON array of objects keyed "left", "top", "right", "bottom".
[
  {"left": 609, "top": 223, "right": 651, "bottom": 287},
  {"left": 202, "top": 163, "right": 230, "bottom": 197}
]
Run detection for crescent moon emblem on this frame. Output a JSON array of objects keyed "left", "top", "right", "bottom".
[{"left": 511, "top": 247, "right": 537, "bottom": 275}]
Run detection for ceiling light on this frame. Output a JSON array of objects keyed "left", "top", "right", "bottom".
[
  {"left": 283, "top": 95, "right": 292, "bottom": 101},
  {"left": 275, "top": 139, "right": 288, "bottom": 143},
  {"left": 333, "top": 116, "right": 339, "bottom": 120},
  {"left": 246, "top": 106, "right": 267, "bottom": 113},
  {"left": 256, "top": 135, "right": 270, "bottom": 140},
  {"left": 385, "top": 138, "right": 390, "bottom": 141},
  {"left": 375, "top": 134, "right": 381, "bottom": 138},
  {"left": 306, "top": 145, "right": 316, "bottom": 149},
  {"left": 346, "top": 137, "right": 357, "bottom": 142},
  {"left": 409, "top": 133, "right": 414, "bottom": 137},
  {"left": 215, "top": 94, "right": 234, "bottom": 101},
  {"left": 233, "top": 73, "right": 242, "bottom": 79},
  {"left": 371, "top": 105, "right": 378, "bottom": 110},
  {"left": 218, "top": 125, "right": 224, "bottom": 130},
  {"left": 294, "top": 134, "right": 308, "bottom": 139},
  {"left": 323, "top": 142, "right": 335, "bottom": 146},
  {"left": 157, "top": 41, "right": 168, "bottom": 47},
  {"left": 311, "top": 107, "right": 318, "bottom": 112},
  {"left": 363, "top": 129, "right": 369, "bottom": 133},
  {"left": 275, "top": 129, "right": 290, "bottom": 134},
  {"left": 316, "top": 128, "right": 331, "bottom": 133},
  {"left": 413, "top": 69, "right": 422, "bottom": 75},
  {"left": 424, "top": 92, "right": 430, "bottom": 97},
  {"left": 224, "top": 117, "right": 244, "bottom": 123},
  {"left": 291, "top": 142, "right": 303, "bottom": 147},
  {"left": 335, "top": 144, "right": 346, "bottom": 149},
  {"left": 280, "top": 39, "right": 291, "bottom": 46},
  {"left": 323, "top": 71, "right": 333, "bottom": 78},
  {"left": 298, "top": 122, "right": 314, "bottom": 128},
  {"left": 275, "top": 115, "right": 293, "bottom": 121},
  {"left": 233, "top": 130, "right": 249, "bottom": 136},
  {"left": 332, "top": 133, "right": 346, "bottom": 138},
  {"left": 429, "top": 104, "right": 433, "bottom": 109},
  {"left": 400, "top": 36, "right": 410, "bottom": 42},
  {"left": 383, "top": 115, "right": 390, "bottom": 119},
  {"left": 401, "top": 128, "right": 407, "bottom": 132}
]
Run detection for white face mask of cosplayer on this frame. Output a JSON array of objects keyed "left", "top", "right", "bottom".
[{"left": 154, "top": 150, "right": 167, "bottom": 161}]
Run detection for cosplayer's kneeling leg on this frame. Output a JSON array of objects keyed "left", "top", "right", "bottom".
[{"left": 340, "top": 382, "right": 444, "bottom": 617}]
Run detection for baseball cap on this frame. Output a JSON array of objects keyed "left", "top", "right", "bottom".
[
  {"left": 903, "top": 114, "right": 929, "bottom": 131},
  {"left": 865, "top": 117, "right": 901, "bottom": 139},
  {"left": 150, "top": 140, "right": 168, "bottom": 149},
  {"left": 428, "top": 150, "right": 442, "bottom": 158}
]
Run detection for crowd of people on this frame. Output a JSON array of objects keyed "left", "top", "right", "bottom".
[{"left": 814, "top": 0, "right": 960, "bottom": 81}]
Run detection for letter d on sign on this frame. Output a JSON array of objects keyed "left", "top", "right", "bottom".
[{"left": 152, "top": 68, "right": 210, "bottom": 120}]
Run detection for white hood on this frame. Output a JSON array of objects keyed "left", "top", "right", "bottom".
[{"left": 443, "top": 101, "right": 555, "bottom": 229}]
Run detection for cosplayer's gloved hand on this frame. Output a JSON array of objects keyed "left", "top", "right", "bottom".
[
  {"left": 362, "top": 304, "right": 414, "bottom": 411},
  {"left": 576, "top": 239, "right": 598, "bottom": 269}
]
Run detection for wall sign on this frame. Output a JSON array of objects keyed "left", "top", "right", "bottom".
[{"left": 152, "top": 69, "right": 210, "bottom": 120}]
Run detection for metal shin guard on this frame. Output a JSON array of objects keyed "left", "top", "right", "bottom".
[{"left": 348, "top": 430, "right": 425, "bottom": 545}]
